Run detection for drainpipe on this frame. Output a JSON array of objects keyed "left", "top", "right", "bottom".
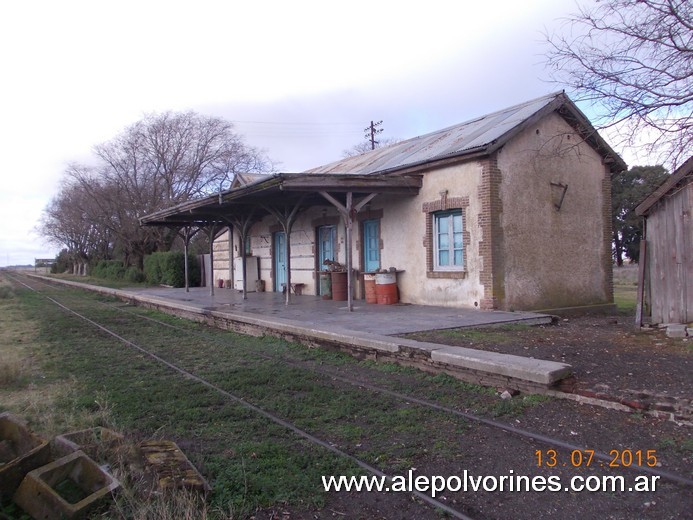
[
  {"left": 208, "top": 223, "right": 217, "bottom": 297},
  {"left": 345, "top": 192, "right": 354, "bottom": 312},
  {"left": 179, "top": 225, "right": 198, "bottom": 293}
]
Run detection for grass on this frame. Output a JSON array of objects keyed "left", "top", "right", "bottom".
[
  {"left": 0, "top": 279, "right": 16, "bottom": 299},
  {"left": 0, "top": 282, "right": 32, "bottom": 389},
  {"left": 0, "top": 286, "right": 42, "bottom": 397},
  {"left": 612, "top": 264, "right": 640, "bottom": 314},
  {"left": 48, "top": 272, "right": 150, "bottom": 289},
  {"left": 657, "top": 436, "right": 693, "bottom": 454},
  {"left": 613, "top": 284, "right": 638, "bottom": 313},
  {"left": 0, "top": 278, "right": 212, "bottom": 518},
  {"left": 436, "top": 323, "right": 534, "bottom": 344},
  {"left": 612, "top": 264, "right": 638, "bottom": 286},
  {"left": 0, "top": 274, "right": 554, "bottom": 518},
  {"left": 0, "top": 357, "right": 25, "bottom": 388},
  {"left": 113, "top": 489, "right": 210, "bottom": 520}
]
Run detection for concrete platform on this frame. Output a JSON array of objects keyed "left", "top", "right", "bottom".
[
  {"left": 126, "top": 286, "right": 555, "bottom": 335},
  {"left": 33, "top": 277, "right": 572, "bottom": 391}
]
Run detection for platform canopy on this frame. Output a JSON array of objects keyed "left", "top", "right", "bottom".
[
  {"left": 139, "top": 172, "right": 422, "bottom": 227},
  {"left": 140, "top": 172, "right": 422, "bottom": 310}
]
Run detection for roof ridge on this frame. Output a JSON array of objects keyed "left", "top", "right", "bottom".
[
  {"left": 304, "top": 90, "right": 615, "bottom": 175},
  {"left": 419, "top": 91, "right": 565, "bottom": 140}
]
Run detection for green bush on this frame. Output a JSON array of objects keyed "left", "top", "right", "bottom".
[
  {"left": 143, "top": 253, "right": 164, "bottom": 285},
  {"left": 144, "top": 252, "right": 200, "bottom": 288},
  {"left": 163, "top": 252, "right": 185, "bottom": 288},
  {"left": 125, "top": 267, "right": 146, "bottom": 284},
  {"left": 51, "top": 250, "right": 72, "bottom": 274},
  {"left": 91, "top": 260, "right": 126, "bottom": 280}
]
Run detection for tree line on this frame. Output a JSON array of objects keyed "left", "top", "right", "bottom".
[
  {"left": 40, "top": 108, "right": 669, "bottom": 272},
  {"left": 40, "top": 111, "right": 272, "bottom": 272}
]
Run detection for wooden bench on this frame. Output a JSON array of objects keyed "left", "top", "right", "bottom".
[{"left": 281, "top": 283, "right": 306, "bottom": 295}]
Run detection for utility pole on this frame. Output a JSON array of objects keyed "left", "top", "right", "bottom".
[{"left": 364, "top": 120, "right": 384, "bottom": 150}]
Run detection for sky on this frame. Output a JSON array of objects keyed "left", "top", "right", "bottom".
[{"left": 0, "top": 0, "right": 637, "bottom": 267}]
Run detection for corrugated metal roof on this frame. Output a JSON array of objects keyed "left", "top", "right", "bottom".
[
  {"left": 306, "top": 92, "right": 564, "bottom": 175},
  {"left": 233, "top": 172, "right": 272, "bottom": 186}
]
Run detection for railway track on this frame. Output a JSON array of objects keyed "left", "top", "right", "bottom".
[{"left": 5, "top": 273, "right": 692, "bottom": 519}]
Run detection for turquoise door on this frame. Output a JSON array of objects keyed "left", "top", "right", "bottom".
[
  {"left": 318, "top": 225, "right": 336, "bottom": 269},
  {"left": 363, "top": 219, "right": 380, "bottom": 272},
  {"left": 274, "top": 231, "right": 286, "bottom": 292},
  {"left": 317, "top": 225, "right": 335, "bottom": 296}
]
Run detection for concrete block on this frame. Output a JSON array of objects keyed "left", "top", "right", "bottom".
[
  {"left": 140, "top": 440, "right": 210, "bottom": 493},
  {"left": 13, "top": 450, "right": 119, "bottom": 520},
  {"left": 666, "top": 324, "right": 688, "bottom": 338},
  {"left": 430, "top": 347, "right": 572, "bottom": 385},
  {"left": 0, "top": 412, "right": 51, "bottom": 498},
  {"left": 52, "top": 427, "right": 124, "bottom": 462}
]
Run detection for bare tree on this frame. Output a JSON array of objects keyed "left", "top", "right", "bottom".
[
  {"left": 94, "top": 111, "right": 272, "bottom": 204},
  {"left": 545, "top": 0, "right": 692, "bottom": 167},
  {"left": 40, "top": 111, "right": 272, "bottom": 269},
  {"left": 39, "top": 175, "right": 115, "bottom": 272},
  {"left": 342, "top": 137, "right": 401, "bottom": 158}
]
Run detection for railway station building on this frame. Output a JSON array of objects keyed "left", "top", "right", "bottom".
[{"left": 141, "top": 92, "right": 626, "bottom": 313}]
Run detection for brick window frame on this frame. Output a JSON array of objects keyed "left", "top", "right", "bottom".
[{"left": 422, "top": 192, "right": 470, "bottom": 279}]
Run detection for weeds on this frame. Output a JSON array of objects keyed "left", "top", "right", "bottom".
[
  {"left": 657, "top": 436, "right": 693, "bottom": 454},
  {"left": 1, "top": 276, "right": 556, "bottom": 518},
  {"left": 435, "top": 323, "right": 534, "bottom": 345},
  {"left": 0, "top": 280, "right": 15, "bottom": 299},
  {"left": 0, "top": 358, "right": 25, "bottom": 388},
  {"left": 111, "top": 485, "right": 210, "bottom": 520}
]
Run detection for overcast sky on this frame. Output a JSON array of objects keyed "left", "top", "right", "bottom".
[{"left": 1, "top": 0, "right": 636, "bottom": 267}]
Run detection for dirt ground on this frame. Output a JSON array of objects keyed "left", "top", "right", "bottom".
[
  {"left": 249, "top": 315, "right": 693, "bottom": 519},
  {"left": 405, "top": 314, "right": 692, "bottom": 408},
  {"left": 244, "top": 313, "right": 693, "bottom": 520}
]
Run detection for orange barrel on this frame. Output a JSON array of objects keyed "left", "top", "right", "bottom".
[
  {"left": 375, "top": 273, "right": 398, "bottom": 304},
  {"left": 331, "top": 271, "right": 348, "bottom": 301},
  {"left": 364, "top": 274, "right": 377, "bottom": 304}
]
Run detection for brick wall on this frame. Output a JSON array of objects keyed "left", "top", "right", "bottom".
[
  {"left": 601, "top": 166, "right": 614, "bottom": 303},
  {"left": 478, "top": 156, "right": 503, "bottom": 310}
]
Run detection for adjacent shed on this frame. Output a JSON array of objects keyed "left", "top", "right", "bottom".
[{"left": 635, "top": 157, "right": 693, "bottom": 325}]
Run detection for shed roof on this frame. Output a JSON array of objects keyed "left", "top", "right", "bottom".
[
  {"left": 306, "top": 91, "right": 626, "bottom": 175},
  {"left": 635, "top": 156, "right": 693, "bottom": 216}
]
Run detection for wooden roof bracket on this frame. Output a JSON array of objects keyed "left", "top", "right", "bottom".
[{"left": 319, "top": 191, "right": 379, "bottom": 311}]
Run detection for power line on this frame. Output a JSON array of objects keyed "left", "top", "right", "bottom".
[
  {"left": 230, "top": 120, "right": 362, "bottom": 126},
  {"left": 364, "top": 120, "right": 384, "bottom": 150},
  {"left": 230, "top": 120, "right": 365, "bottom": 139}
]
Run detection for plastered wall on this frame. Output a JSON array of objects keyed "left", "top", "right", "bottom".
[
  {"left": 213, "top": 113, "right": 613, "bottom": 310},
  {"left": 227, "top": 206, "right": 344, "bottom": 293},
  {"left": 496, "top": 112, "right": 612, "bottom": 310},
  {"left": 377, "top": 163, "right": 485, "bottom": 308}
]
